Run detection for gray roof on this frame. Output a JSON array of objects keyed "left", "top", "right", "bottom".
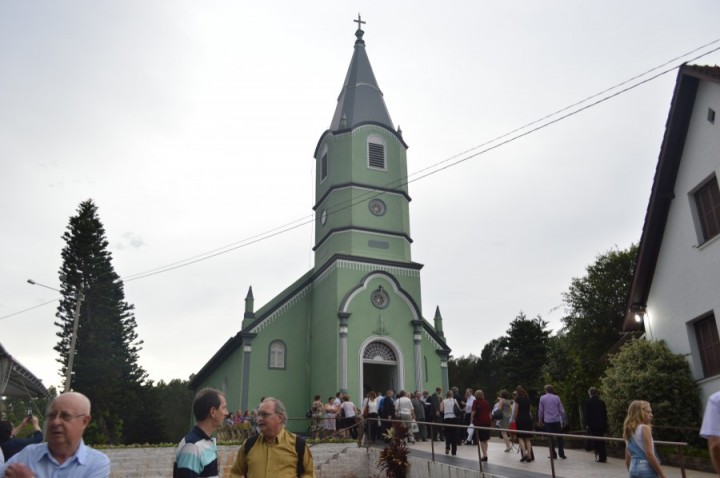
[
  {"left": 330, "top": 28, "right": 394, "bottom": 132},
  {"left": 0, "top": 342, "right": 49, "bottom": 398}
]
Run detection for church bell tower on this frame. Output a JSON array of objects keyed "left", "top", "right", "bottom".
[{"left": 313, "top": 18, "right": 412, "bottom": 270}]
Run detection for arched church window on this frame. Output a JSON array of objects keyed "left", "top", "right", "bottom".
[
  {"left": 268, "top": 340, "right": 286, "bottom": 369},
  {"left": 363, "top": 341, "right": 396, "bottom": 362},
  {"left": 367, "top": 135, "right": 386, "bottom": 170}
]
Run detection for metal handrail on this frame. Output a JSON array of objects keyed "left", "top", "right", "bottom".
[
  {"left": 254, "top": 415, "right": 691, "bottom": 478},
  {"left": 375, "top": 417, "right": 690, "bottom": 478}
]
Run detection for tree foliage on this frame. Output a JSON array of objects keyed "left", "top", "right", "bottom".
[
  {"left": 450, "top": 313, "right": 550, "bottom": 401},
  {"left": 54, "top": 199, "right": 146, "bottom": 444},
  {"left": 547, "top": 244, "right": 637, "bottom": 428},
  {"left": 602, "top": 339, "right": 702, "bottom": 443},
  {"left": 500, "top": 312, "right": 550, "bottom": 398}
]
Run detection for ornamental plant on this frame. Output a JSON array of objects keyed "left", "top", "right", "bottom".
[{"left": 377, "top": 421, "right": 410, "bottom": 478}]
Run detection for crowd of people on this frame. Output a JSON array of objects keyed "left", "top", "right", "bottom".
[{"left": 2, "top": 386, "right": 720, "bottom": 477}]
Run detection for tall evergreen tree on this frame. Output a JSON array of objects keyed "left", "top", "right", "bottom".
[
  {"left": 500, "top": 312, "right": 550, "bottom": 398},
  {"left": 54, "top": 199, "right": 146, "bottom": 444}
]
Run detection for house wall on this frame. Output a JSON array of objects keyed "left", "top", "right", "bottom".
[{"left": 646, "top": 80, "right": 720, "bottom": 401}]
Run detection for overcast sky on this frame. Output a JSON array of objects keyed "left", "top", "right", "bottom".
[{"left": 2, "top": 1, "right": 720, "bottom": 392}]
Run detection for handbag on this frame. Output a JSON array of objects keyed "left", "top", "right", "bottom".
[
  {"left": 363, "top": 404, "right": 369, "bottom": 418},
  {"left": 410, "top": 420, "right": 419, "bottom": 434},
  {"left": 492, "top": 408, "right": 503, "bottom": 420},
  {"left": 453, "top": 399, "right": 462, "bottom": 417}
]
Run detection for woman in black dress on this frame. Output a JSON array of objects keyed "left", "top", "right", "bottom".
[{"left": 511, "top": 386, "right": 534, "bottom": 462}]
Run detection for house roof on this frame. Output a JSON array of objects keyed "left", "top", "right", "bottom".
[
  {"left": 623, "top": 64, "right": 720, "bottom": 332},
  {"left": 0, "top": 342, "right": 49, "bottom": 398},
  {"left": 329, "top": 27, "right": 394, "bottom": 132}
]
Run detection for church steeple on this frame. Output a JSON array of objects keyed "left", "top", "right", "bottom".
[
  {"left": 313, "top": 16, "right": 412, "bottom": 269},
  {"left": 330, "top": 15, "right": 394, "bottom": 132}
]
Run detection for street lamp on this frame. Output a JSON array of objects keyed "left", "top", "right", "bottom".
[{"left": 27, "top": 279, "right": 84, "bottom": 392}]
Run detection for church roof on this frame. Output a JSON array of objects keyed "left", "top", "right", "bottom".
[{"left": 329, "top": 26, "right": 394, "bottom": 132}]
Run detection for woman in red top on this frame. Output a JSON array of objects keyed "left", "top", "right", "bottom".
[{"left": 470, "top": 389, "right": 492, "bottom": 462}]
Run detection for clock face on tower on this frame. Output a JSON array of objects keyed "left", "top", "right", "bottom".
[
  {"left": 371, "top": 287, "right": 389, "bottom": 309},
  {"left": 368, "top": 199, "right": 386, "bottom": 216}
]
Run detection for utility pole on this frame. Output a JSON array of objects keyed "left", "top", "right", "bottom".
[
  {"left": 27, "top": 279, "right": 84, "bottom": 392},
  {"left": 65, "top": 287, "right": 84, "bottom": 392}
]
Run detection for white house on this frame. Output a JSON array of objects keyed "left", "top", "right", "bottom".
[{"left": 623, "top": 64, "right": 720, "bottom": 403}]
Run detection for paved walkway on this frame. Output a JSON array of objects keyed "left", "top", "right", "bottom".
[{"left": 398, "top": 438, "right": 716, "bottom": 478}]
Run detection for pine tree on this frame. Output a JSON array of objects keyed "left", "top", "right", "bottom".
[{"left": 53, "top": 199, "right": 146, "bottom": 444}]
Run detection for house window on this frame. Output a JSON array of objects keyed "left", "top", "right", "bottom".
[
  {"left": 694, "top": 176, "right": 720, "bottom": 242},
  {"left": 269, "top": 340, "right": 286, "bottom": 369},
  {"left": 708, "top": 108, "right": 716, "bottom": 124},
  {"left": 321, "top": 153, "right": 328, "bottom": 181},
  {"left": 695, "top": 314, "right": 720, "bottom": 378},
  {"left": 368, "top": 136, "right": 385, "bottom": 170}
]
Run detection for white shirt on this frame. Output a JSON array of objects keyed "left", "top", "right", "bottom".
[
  {"left": 395, "top": 396, "right": 413, "bottom": 417},
  {"left": 701, "top": 391, "right": 720, "bottom": 438},
  {"left": 465, "top": 395, "right": 475, "bottom": 414}
]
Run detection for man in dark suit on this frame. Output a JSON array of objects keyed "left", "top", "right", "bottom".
[
  {"left": 429, "top": 387, "right": 444, "bottom": 441},
  {"left": 585, "top": 387, "right": 608, "bottom": 462}
]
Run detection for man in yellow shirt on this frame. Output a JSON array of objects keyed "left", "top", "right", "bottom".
[{"left": 230, "top": 397, "right": 314, "bottom": 478}]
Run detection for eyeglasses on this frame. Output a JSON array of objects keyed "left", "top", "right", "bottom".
[
  {"left": 47, "top": 412, "right": 88, "bottom": 422},
  {"left": 257, "top": 411, "right": 276, "bottom": 418}
]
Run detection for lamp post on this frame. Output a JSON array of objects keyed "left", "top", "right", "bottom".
[{"left": 27, "top": 279, "right": 84, "bottom": 392}]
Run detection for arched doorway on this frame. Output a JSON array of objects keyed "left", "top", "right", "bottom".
[{"left": 361, "top": 340, "right": 399, "bottom": 395}]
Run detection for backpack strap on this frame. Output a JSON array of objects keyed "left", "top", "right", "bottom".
[
  {"left": 243, "top": 434, "right": 259, "bottom": 456},
  {"left": 243, "top": 433, "right": 305, "bottom": 477},
  {"left": 295, "top": 435, "right": 306, "bottom": 477}
]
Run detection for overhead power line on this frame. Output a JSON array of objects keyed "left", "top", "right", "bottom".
[{"left": 3, "top": 39, "right": 719, "bottom": 321}]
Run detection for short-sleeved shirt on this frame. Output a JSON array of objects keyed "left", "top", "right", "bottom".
[
  {"left": 701, "top": 391, "right": 720, "bottom": 438},
  {"left": 1, "top": 440, "right": 110, "bottom": 478},
  {"left": 230, "top": 428, "right": 314, "bottom": 478},
  {"left": 173, "top": 426, "right": 218, "bottom": 478}
]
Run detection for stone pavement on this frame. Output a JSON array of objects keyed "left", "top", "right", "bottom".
[{"left": 401, "top": 437, "right": 717, "bottom": 478}]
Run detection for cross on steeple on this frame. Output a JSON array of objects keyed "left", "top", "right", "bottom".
[{"left": 354, "top": 13, "right": 366, "bottom": 31}]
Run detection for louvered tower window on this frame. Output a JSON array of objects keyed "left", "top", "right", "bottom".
[{"left": 368, "top": 136, "right": 386, "bottom": 170}]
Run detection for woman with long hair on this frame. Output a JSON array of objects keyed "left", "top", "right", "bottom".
[
  {"left": 440, "top": 390, "right": 460, "bottom": 456},
  {"left": 511, "top": 386, "right": 534, "bottom": 462},
  {"left": 623, "top": 401, "right": 667, "bottom": 478},
  {"left": 363, "top": 391, "right": 380, "bottom": 443}
]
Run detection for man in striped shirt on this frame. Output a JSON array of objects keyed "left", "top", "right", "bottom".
[{"left": 174, "top": 388, "right": 228, "bottom": 478}]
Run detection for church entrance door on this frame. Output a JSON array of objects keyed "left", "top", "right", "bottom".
[{"left": 361, "top": 341, "right": 399, "bottom": 395}]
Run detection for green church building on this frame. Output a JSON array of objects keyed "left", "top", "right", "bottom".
[{"left": 189, "top": 20, "right": 452, "bottom": 426}]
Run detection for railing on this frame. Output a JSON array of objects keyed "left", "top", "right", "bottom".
[
  {"left": 222, "top": 415, "right": 691, "bottom": 478},
  {"left": 377, "top": 417, "right": 690, "bottom": 478}
]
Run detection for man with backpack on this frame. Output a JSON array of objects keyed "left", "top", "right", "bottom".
[{"left": 230, "top": 397, "right": 314, "bottom": 477}]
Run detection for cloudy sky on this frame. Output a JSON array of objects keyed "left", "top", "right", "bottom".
[{"left": 2, "top": 1, "right": 720, "bottom": 392}]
